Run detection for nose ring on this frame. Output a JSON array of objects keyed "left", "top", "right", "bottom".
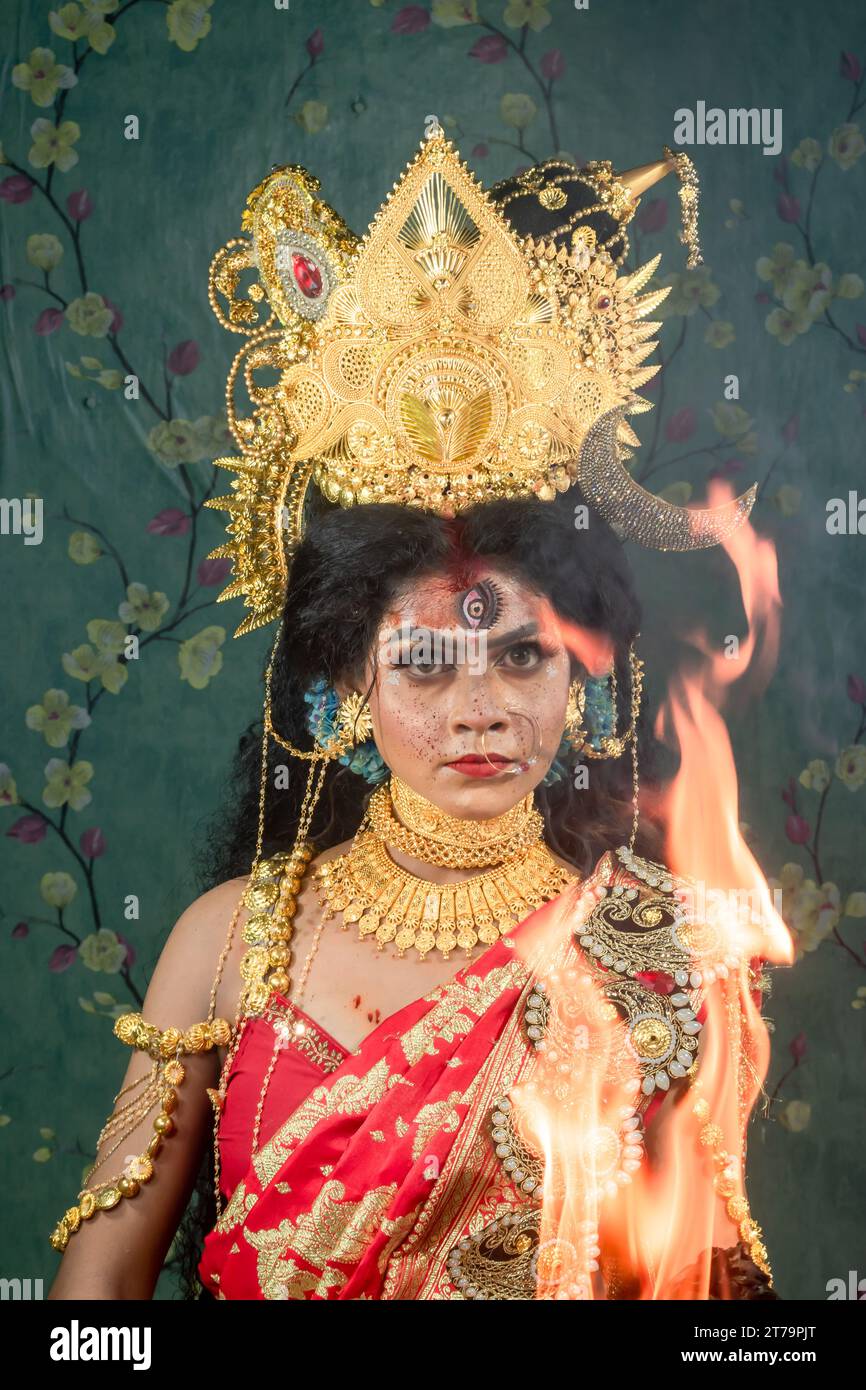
[{"left": 480, "top": 708, "right": 541, "bottom": 776}]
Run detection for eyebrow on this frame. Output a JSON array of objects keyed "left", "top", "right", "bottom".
[{"left": 485, "top": 622, "right": 539, "bottom": 652}]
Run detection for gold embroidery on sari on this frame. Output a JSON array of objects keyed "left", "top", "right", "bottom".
[
  {"left": 214, "top": 1178, "right": 257, "bottom": 1235},
  {"left": 408, "top": 1074, "right": 482, "bottom": 1161},
  {"left": 253, "top": 1058, "right": 392, "bottom": 1185},
  {"left": 399, "top": 961, "right": 527, "bottom": 1066},
  {"left": 376, "top": 1204, "right": 425, "bottom": 1275},
  {"left": 381, "top": 974, "right": 540, "bottom": 1299},
  {"left": 244, "top": 1178, "right": 401, "bottom": 1298},
  {"left": 264, "top": 997, "right": 346, "bottom": 1075}
]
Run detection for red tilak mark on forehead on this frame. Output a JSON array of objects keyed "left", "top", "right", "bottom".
[{"left": 442, "top": 517, "right": 482, "bottom": 592}]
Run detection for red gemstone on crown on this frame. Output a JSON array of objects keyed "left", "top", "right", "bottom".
[{"left": 292, "top": 252, "right": 323, "bottom": 299}]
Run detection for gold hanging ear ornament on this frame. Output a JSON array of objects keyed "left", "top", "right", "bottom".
[
  {"left": 564, "top": 643, "right": 645, "bottom": 760},
  {"left": 205, "top": 126, "right": 756, "bottom": 637},
  {"left": 266, "top": 684, "right": 373, "bottom": 758}
]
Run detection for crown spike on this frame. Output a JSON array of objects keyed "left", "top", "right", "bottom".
[{"left": 617, "top": 156, "right": 677, "bottom": 202}]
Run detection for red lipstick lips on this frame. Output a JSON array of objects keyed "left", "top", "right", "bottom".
[{"left": 445, "top": 753, "right": 513, "bottom": 779}]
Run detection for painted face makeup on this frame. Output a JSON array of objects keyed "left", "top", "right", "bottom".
[
  {"left": 459, "top": 577, "right": 502, "bottom": 630},
  {"left": 355, "top": 565, "right": 572, "bottom": 820}
]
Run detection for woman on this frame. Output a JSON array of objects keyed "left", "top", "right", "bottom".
[{"left": 47, "top": 126, "right": 777, "bottom": 1300}]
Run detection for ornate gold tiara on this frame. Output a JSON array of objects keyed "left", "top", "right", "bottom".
[{"left": 205, "top": 124, "right": 755, "bottom": 636}]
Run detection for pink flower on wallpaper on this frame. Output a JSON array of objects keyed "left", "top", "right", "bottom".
[
  {"left": 0, "top": 284, "right": 15, "bottom": 301},
  {"left": 80, "top": 827, "right": 106, "bottom": 859},
  {"left": 6, "top": 815, "right": 47, "bottom": 844},
  {"left": 167, "top": 339, "right": 200, "bottom": 375},
  {"left": 856, "top": 324, "right": 866, "bottom": 347},
  {"left": 35, "top": 308, "right": 64, "bottom": 335},
  {"left": 781, "top": 777, "right": 798, "bottom": 810},
  {"left": 391, "top": 6, "right": 430, "bottom": 34},
  {"left": 49, "top": 945, "right": 78, "bottom": 973},
  {"left": 755, "top": 291, "right": 771, "bottom": 304},
  {"left": 306, "top": 27, "right": 324, "bottom": 59},
  {"left": 665, "top": 406, "right": 697, "bottom": 442},
  {"left": 540, "top": 49, "right": 565, "bottom": 81},
  {"left": 776, "top": 193, "right": 801, "bottom": 224},
  {"left": 785, "top": 814, "right": 811, "bottom": 845},
  {"left": 472, "top": 143, "right": 489, "bottom": 159},
  {"left": 116, "top": 932, "right": 135, "bottom": 970},
  {"left": 839, "top": 51, "right": 863, "bottom": 82},
  {"left": 197, "top": 556, "right": 232, "bottom": 587},
  {"left": 102, "top": 296, "right": 123, "bottom": 333},
  {"left": 12, "top": 922, "right": 29, "bottom": 939},
  {"left": 637, "top": 197, "right": 668, "bottom": 234},
  {"left": 148, "top": 508, "right": 191, "bottom": 536},
  {"left": 0, "top": 174, "right": 34, "bottom": 204},
  {"left": 469, "top": 35, "right": 508, "bottom": 63},
  {"left": 709, "top": 458, "right": 745, "bottom": 480},
  {"left": 67, "top": 190, "right": 93, "bottom": 222},
  {"left": 789, "top": 1031, "right": 808, "bottom": 1063},
  {"left": 847, "top": 674, "right": 866, "bottom": 704}
]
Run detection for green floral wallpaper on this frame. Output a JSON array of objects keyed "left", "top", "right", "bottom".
[{"left": 1, "top": 0, "right": 864, "bottom": 1300}]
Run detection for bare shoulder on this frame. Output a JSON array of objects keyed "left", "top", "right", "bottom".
[
  {"left": 175, "top": 849, "right": 353, "bottom": 1027},
  {"left": 156, "top": 842, "right": 355, "bottom": 1045}
]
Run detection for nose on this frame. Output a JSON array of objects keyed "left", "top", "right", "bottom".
[{"left": 446, "top": 674, "right": 511, "bottom": 740}]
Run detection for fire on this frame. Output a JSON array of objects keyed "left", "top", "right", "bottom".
[{"left": 510, "top": 484, "right": 793, "bottom": 1298}]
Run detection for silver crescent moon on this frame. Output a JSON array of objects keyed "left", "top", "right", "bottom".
[{"left": 576, "top": 405, "right": 757, "bottom": 551}]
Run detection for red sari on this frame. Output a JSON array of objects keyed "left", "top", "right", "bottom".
[{"left": 198, "top": 850, "right": 768, "bottom": 1300}]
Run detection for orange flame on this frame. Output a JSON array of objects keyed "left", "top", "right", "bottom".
[{"left": 510, "top": 486, "right": 793, "bottom": 1298}]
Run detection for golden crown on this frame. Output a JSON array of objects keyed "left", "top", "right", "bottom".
[{"left": 205, "top": 123, "right": 755, "bottom": 636}]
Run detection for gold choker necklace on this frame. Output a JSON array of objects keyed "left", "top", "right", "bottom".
[
  {"left": 313, "top": 779, "right": 576, "bottom": 960},
  {"left": 370, "top": 776, "right": 544, "bottom": 870}
]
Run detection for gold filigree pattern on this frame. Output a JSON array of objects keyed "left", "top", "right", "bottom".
[{"left": 204, "top": 130, "right": 756, "bottom": 635}]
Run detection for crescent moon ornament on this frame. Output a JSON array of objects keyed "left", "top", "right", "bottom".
[{"left": 577, "top": 406, "right": 757, "bottom": 552}]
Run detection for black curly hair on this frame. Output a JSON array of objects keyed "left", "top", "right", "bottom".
[{"left": 171, "top": 486, "right": 670, "bottom": 1299}]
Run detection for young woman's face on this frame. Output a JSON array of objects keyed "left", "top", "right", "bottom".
[{"left": 347, "top": 563, "right": 573, "bottom": 820}]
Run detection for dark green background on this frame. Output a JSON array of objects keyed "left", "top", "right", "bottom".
[{"left": 1, "top": 0, "right": 864, "bottom": 1299}]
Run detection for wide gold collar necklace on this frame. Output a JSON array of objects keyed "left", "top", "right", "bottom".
[{"left": 312, "top": 777, "right": 576, "bottom": 961}]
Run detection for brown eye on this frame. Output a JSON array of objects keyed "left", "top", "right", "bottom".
[
  {"left": 501, "top": 642, "right": 542, "bottom": 669},
  {"left": 596, "top": 295, "right": 611, "bottom": 310}
]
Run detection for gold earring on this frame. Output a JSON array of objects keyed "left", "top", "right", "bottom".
[
  {"left": 564, "top": 643, "right": 645, "bottom": 761},
  {"left": 335, "top": 690, "right": 374, "bottom": 748},
  {"left": 563, "top": 678, "right": 588, "bottom": 751}
]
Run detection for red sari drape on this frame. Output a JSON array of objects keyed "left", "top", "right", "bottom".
[{"left": 198, "top": 850, "right": 765, "bottom": 1300}]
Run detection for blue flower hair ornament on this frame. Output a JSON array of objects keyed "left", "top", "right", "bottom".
[{"left": 303, "top": 679, "right": 388, "bottom": 784}]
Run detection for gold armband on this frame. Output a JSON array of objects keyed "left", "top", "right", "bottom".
[{"left": 49, "top": 1012, "right": 232, "bottom": 1252}]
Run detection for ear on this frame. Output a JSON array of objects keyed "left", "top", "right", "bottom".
[{"left": 334, "top": 673, "right": 366, "bottom": 703}]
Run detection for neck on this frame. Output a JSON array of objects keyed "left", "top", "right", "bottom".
[{"left": 374, "top": 773, "right": 545, "bottom": 881}]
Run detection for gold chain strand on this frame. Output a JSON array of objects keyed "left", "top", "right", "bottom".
[
  {"left": 211, "top": 613, "right": 348, "bottom": 1214},
  {"left": 210, "top": 621, "right": 287, "bottom": 1218},
  {"left": 688, "top": 1075, "right": 773, "bottom": 1283},
  {"left": 249, "top": 854, "right": 325, "bottom": 1155},
  {"left": 662, "top": 144, "right": 702, "bottom": 268}
]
